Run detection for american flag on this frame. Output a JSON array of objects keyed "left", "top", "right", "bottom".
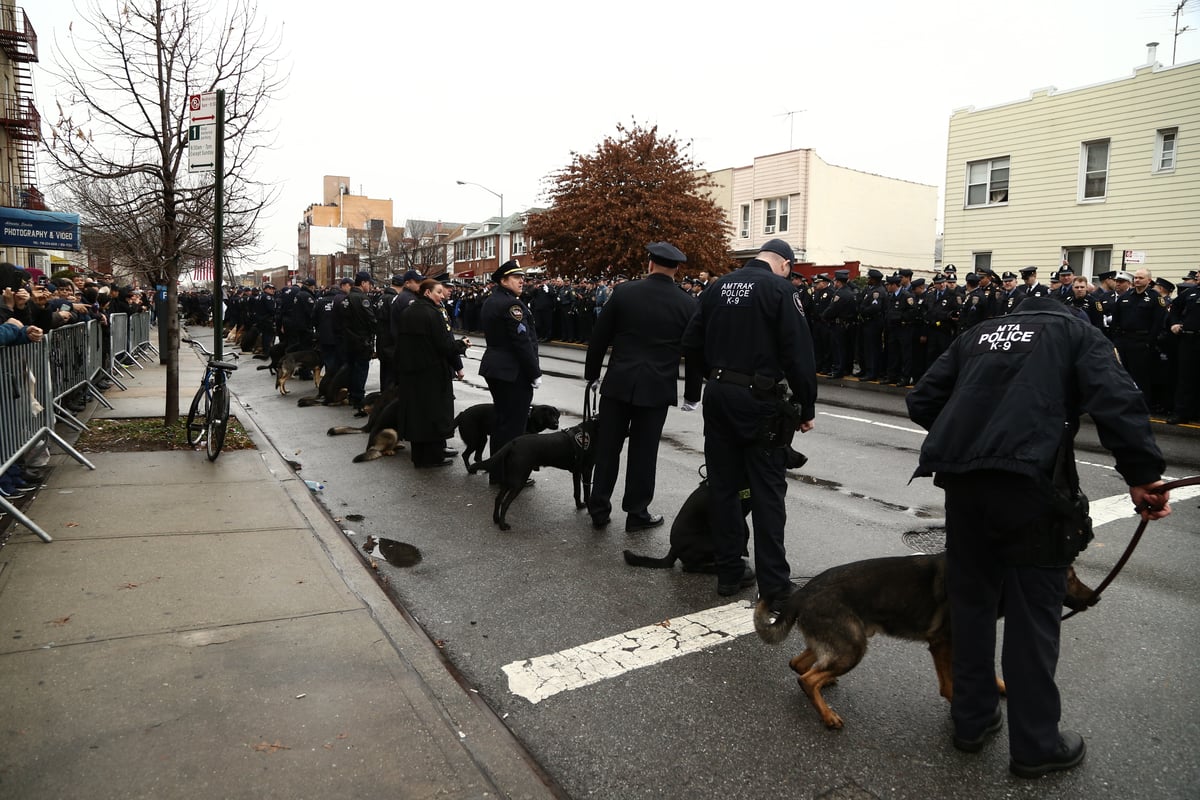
[{"left": 193, "top": 258, "right": 214, "bottom": 282}]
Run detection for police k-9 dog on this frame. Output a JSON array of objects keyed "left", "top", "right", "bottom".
[
  {"left": 454, "top": 403, "right": 562, "bottom": 469},
  {"left": 753, "top": 551, "right": 1097, "bottom": 729},
  {"left": 467, "top": 417, "right": 598, "bottom": 531},
  {"left": 623, "top": 447, "right": 808, "bottom": 573}
]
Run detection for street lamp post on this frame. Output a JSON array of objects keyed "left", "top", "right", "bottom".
[{"left": 456, "top": 180, "right": 505, "bottom": 265}]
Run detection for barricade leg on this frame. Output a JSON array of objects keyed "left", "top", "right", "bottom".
[{"left": 0, "top": 496, "right": 52, "bottom": 542}]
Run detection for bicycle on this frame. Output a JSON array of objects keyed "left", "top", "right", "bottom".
[{"left": 185, "top": 338, "right": 238, "bottom": 461}]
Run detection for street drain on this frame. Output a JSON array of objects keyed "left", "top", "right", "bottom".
[{"left": 362, "top": 537, "right": 422, "bottom": 567}]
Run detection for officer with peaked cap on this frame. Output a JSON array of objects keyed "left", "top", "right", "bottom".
[
  {"left": 822, "top": 269, "right": 858, "bottom": 378},
  {"left": 681, "top": 237, "right": 817, "bottom": 610},
  {"left": 810, "top": 273, "right": 835, "bottom": 374},
  {"left": 479, "top": 259, "right": 541, "bottom": 484},
  {"left": 585, "top": 242, "right": 699, "bottom": 532},
  {"left": 1054, "top": 264, "right": 1075, "bottom": 302},
  {"left": 857, "top": 268, "right": 887, "bottom": 380}
]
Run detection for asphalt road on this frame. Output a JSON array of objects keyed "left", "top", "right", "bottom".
[{"left": 219, "top": 331, "right": 1200, "bottom": 800}]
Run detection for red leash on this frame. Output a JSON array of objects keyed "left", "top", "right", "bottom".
[{"left": 1063, "top": 475, "right": 1200, "bottom": 620}]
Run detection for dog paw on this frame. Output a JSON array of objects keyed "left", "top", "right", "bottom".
[{"left": 498, "top": 522, "right": 511, "bottom": 532}]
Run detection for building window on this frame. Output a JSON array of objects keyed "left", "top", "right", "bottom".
[
  {"left": 1154, "top": 128, "right": 1177, "bottom": 173},
  {"left": 764, "top": 197, "right": 788, "bottom": 234},
  {"left": 513, "top": 232, "right": 527, "bottom": 255},
  {"left": 973, "top": 252, "right": 992, "bottom": 272},
  {"left": 1081, "top": 139, "right": 1110, "bottom": 200},
  {"left": 965, "top": 157, "right": 1009, "bottom": 207},
  {"left": 739, "top": 204, "right": 750, "bottom": 238}
]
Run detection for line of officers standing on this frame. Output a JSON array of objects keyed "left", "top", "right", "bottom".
[{"left": 799, "top": 262, "right": 1200, "bottom": 424}]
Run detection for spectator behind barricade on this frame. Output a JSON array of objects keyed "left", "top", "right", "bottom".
[
  {"left": 1, "top": 262, "right": 34, "bottom": 325},
  {"left": 1, "top": 315, "right": 43, "bottom": 345}
]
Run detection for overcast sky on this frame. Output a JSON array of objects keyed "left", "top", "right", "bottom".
[{"left": 32, "top": 0, "right": 1200, "bottom": 272}]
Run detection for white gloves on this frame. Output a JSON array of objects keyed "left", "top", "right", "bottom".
[
  {"left": 681, "top": 401, "right": 699, "bottom": 412},
  {"left": 532, "top": 377, "right": 542, "bottom": 389}
]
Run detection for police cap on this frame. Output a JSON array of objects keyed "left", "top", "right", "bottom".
[
  {"left": 354, "top": 271, "right": 373, "bottom": 284},
  {"left": 760, "top": 238, "right": 795, "bottom": 263},
  {"left": 390, "top": 274, "right": 405, "bottom": 286},
  {"left": 1057, "top": 265, "right": 1074, "bottom": 277},
  {"left": 867, "top": 268, "right": 884, "bottom": 280},
  {"left": 402, "top": 270, "right": 423, "bottom": 283},
  {"left": 303, "top": 277, "right": 317, "bottom": 286},
  {"left": 964, "top": 273, "right": 981, "bottom": 285},
  {"left": 1155, "top": 277, "right": 1175, "bottom": 292},
  {"left": 646, "top": 241, "right": 687, "bottom": 268},
  {"left": 815, "top": 273, "right": 830, "bottom": 283},
  {"left": 1185, "top": 270, "right": 1198, "bottom": 281},
  {"left": 337, "top": 277, "right": 353, "bottom": 287},
  {"left": 943, "top": 263, "right": 957, "bottom": 274},
  {"left": 899, "top": 268, "right": 913, "bottom": 278},
  {"left": 1002, "top": 271, "right": 1018, "bottom": 280},
  {"left": 884, "top": 274, "right": 901, "bottom": 285},
  {"left": 834, "top": 269, "right": 850, "bottom": 282},
  {"left": 1115, "top": 272, "right": 1133, "bottom": 282},
  {"left": 492, "top": 260, "right": 525, "bottom": 283},
  {"left": 1096, "top": 271, "right": 1117, "bottom": 281},
  {"left": 910, "top": 278, "right": 926, "bottom": 288},
  {"left": 932, "top": 273, "right": 946, "bottom": 283}
]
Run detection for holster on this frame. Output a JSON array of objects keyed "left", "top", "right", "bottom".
[
  {"left": 1031, "top": 426, "right": 1094, "bottom": 567},
  {"left": 753, "top": 393, "right": 801, "bottom": 449}
]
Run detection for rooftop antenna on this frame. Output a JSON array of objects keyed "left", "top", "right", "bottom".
[
  {"left": 777, "top": 109, "right": 806, "bottom": 150},
  {"left": 1173, "top": 1, "right": 1194, "bottom": 65}
]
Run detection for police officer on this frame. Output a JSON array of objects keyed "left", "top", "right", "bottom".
[
  {"left": 809, "top": 274, "right": 834, "bottom": 374},
  {"left": 585, "top": 242, "right": 699, "bottom": 532},
  {"left": 821, "top": 269, "right": 858, "bottom": 379},
  {"left": 335, "top": 271, "right": 376, "bottom": 410},
  {"left": 882, "top": 274, "right": 917, "bottom": 385},
  {"left": 1012, "top": 265, "right": 1052, "bottom": 312},
  {"left": 1167, "top": 270, "right": 1200, "bottom": 424},
  {"left": 1111, "top": 268, "right": 1168, "bottom": 408},
  {"left": 925, "top": 274, "right": 959, "bottom": 366},
  {"left": 960, "top": 273, "right": 993, "bottom": 330},
  {"left": 907, "top": 293, "right": 1171, "bottom": 779},
  {"left": 1087, "top": 270, "right": 1118, "bottom": 334},
  {"left": 479, "top": 260, "right": 541, "bottom": 484},
  {"left": 998, "top": 272, "right": 1022, "bottom": 315},
  {"left": 857, "top": 269, "right": 887, "bottom": 381},
  {"left": 909, "top": 277, "right": 930, "bottom": 380},
  {"left": 1052, "top": 265, "right": 1075, "bottom": 303},
  {"left": 680, "top": 238, "right": 817, "bottom": 608}
]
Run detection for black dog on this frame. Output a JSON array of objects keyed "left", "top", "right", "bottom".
[
  {"left": 297, "top": 363, "right": 350, "bottom": 407},
  {"left": 254, "top": 340, "right": 287, "bottom": 372},
  {"left": 467, "top": 417, "right": 598, "bottom": 531},
  {"left": 623, "top": 447, "right": 808, "bottom": 573},
  {"left": 454, "top": 403, "right": 561, "bottom": 468}
]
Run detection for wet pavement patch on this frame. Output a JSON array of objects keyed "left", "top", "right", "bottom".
[{"left": 362, "top": 536, "right": 422, "bottom": 567}]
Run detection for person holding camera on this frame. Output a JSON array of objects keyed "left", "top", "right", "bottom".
[
  {"left": 680, "top": 239, "right": 817, "bottom": 607},
  {"left": 906, "top": 293, "right": 1171, "bottom": 778}
]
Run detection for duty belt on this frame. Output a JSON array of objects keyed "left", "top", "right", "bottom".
[{"left": 708, "top": 368, "right": 781, "bottom": 392}]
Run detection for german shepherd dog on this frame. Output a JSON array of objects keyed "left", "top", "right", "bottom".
[
  {"left": 273, "top": 350, "right": 323, "bottom": 396},
  {"left": 297, "top": 363, "right": 350, "bottom": 407},
  {"left": 325, "top": 386, "right": 407, "bottom": 462},
  {"left": 454, "top": 403, "right": 562, "bottom": 469},
  {"left": 623, "top": 447, "right": 808, "bottom": 573},
  {"left": 467, "top": 417, "right": 599, "bottom": 531},
  {"left": 753, "top": 552, "right": 1097, "bottom": 729}
]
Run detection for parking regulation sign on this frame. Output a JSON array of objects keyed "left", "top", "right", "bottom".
[{"left": 187, "top": 92, "right": 217, "bottom": 172}]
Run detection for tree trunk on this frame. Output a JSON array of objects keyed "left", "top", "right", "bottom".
[{"left": 164, "top": 279, "right": 180, "bottom": 425}]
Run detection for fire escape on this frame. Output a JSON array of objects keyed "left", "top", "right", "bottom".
[{"left": 0, "top": 5, "right": 43, "bottom": 210}]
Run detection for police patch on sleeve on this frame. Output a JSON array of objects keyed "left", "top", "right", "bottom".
[
  {"left": 793, "top": 293, "right": 805, "bottom": 316},
  {"left": 508, "top": 305, "right": 525, "bottom": 322}
]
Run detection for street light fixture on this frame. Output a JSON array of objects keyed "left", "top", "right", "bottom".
[{"left": 456, "top": 180, "right": 506, "bottom": 264}]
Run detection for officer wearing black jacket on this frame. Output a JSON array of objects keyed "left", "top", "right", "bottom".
[
  {"left": 255, "top": 283, "right": 278, "bottom": 353},
  {"left": 335, "top": 271, "right": 376, "bottom": 409},
  {"left": 681, "top": 238, "right": 817, "bottom": 608},
  {"left": 882, "top": 274, "right": 917, "bottom": 385},
  {"left": 821, "top": 269, "right": 858, "bottom": 378},
  {"left": 479, "top": 260, "right": 541, "bottom": 483},
  {"left": 1112, "top": 268, "right": 1168, "bottom": 408},
  {"left": 925, "top": 274, "right": 959, "bottom": 366},
  {"left": 857, "top": 269, "right": 887, "bottom": 381},
  {"left": 1167, "top": 270, "right": 1200, "bottom": 424},
  {"left": 907, "top": 295, "right": 1171, "bottom": 779},
  {"left": 585, "top": 242, "right": 700, "bottom": 533}
]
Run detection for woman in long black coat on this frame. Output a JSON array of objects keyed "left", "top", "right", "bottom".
[{"left": 393, "top": 279, "right": 470, "bottom": 467}]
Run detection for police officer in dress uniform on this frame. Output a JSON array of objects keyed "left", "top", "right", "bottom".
[
  {"left": 925, "top": 274, "right": 959, "bottom": 366},
  {"left": 810, "top": 274, "right": 834, "bottom": 374},
  {"left": 1167, "top": 270, "right": 1200, "bottom": 424},
  {"left": 680, "top": 239, "right": 817, "bottom": 608},
  {"left": 882, "top": 274, "right": 917, "bottom": 385},
  {"left": 858, "top": 269, "right": 887, "bottom": 380},
  {"left": 479, "top": 260, "right": 541, "bottom": 485},
  {"left": 1086, "top": 270, "right": 1118, "bottom": 334},
  {"left": 584, "top": 242, "right": 700, "bottom": 532},
  {"left": 821, "top": 269, "right": 858, "bottom": 378},
  {"left": 335, "top": 271, "right": 376, "bottom": 410},
  {"left": 960, "top": 273, "right": 993, "bottom": 330},
  {"left": 1112, "top": 268, "right": 1168, "bottom": 409},
  {"left": 907, "top": 294, "right": 1171, "bottom": 779}
]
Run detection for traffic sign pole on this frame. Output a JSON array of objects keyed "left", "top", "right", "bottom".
[{"left": 212, "top": 89, "right": 225, "bottom": 360}]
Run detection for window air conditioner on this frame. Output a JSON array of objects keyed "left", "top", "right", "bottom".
[{"left": 764, "top": 225, "right": 775, "bottom": 234}]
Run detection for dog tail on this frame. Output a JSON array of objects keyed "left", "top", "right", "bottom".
[
  {"left": 352, "top": 448, "right": 383, "bottom": 463},
  {"left": 753, "top": 597, "right": 800, "bottom": 645},
  {"left": 622, "top": 548, "right": 679, "bottom": 569},
  {"left": 327, "top": 425, "right": 366, "bottom": 436}
]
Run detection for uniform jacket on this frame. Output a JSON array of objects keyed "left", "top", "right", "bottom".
[
  {"left": 479, "top": 285, "right": 540, "bottom": 383},
  {"left": 393, "top": 296, "right": 468, "bottom": 442},
  {"left": 583, "top": 272, "right": 698, "bottom": 407},
  {"left": 907, "top": 297, "right": 1164, "bottom": 488},
  {"left": 336, "top": 287, "right": 376, "bottom": 354}
]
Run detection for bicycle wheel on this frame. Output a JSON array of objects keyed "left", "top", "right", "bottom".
[
  {"left": 185, "top": 383, "right": 209, "bottom": 446},
  {"left": 206, "top": 381, "right": 230, "bottom": 461}
]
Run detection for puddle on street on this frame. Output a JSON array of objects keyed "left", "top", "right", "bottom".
[
  {"left": 790, "top": 473, "right": 939, "bottom": 519},
  {"left": 362, "top": 536, "right": 422, "bottom": 567}
]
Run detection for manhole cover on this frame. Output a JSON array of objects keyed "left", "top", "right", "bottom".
[{"left": 901, "top": 526, "right": 946, "bottom": 554}]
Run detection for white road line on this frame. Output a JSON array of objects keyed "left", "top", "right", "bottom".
[
  {"left": 502, "top": 601, "right": 754, "bottom": 704},
  {"left": 819, "top": 410, "right": 926, "bottom": 434}
]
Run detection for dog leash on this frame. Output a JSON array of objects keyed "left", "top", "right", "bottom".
[{"left": 1063, "top": 475, "right": 1200, "bottom": 620}]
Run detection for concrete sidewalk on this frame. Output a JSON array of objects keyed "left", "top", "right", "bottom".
[{"left": 0, "top": 345, "right": 559, "bottom": 800}]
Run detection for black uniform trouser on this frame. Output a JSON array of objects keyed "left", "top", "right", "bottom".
[
  {"left": 926, "top": 324, "right": 955, "bottom": 368},
  {"left": 830, "top": 322, "right": 855, "bottom": 375},
  {"left": 811, "top": 320, "right": 832, "bottom": 372},
  {"left": 486, "top": 377, "right": 533, "bottom": 483},
  {"left": 1115, "top": 337, "right": 1155, "bottom": 407},
  {"left": 885, "top": 323, "right": 913, "bottom": 380},
  {"left": 942, "top": 472, "right": 1066, "bottom": 764},
  {"left": 861, "top": 319, "right": 884, "bottom": 378},
  {"left": 703, "top": 384, "right": 791, "bottom": 596},
  {"left": 587, "top": 396, "right": 668, "bottom": 522},
  {"left": 1173, "top": 333, "right": 1200, "bottom": 420}
]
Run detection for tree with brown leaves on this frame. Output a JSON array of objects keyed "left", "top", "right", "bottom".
[{"left": 527, "top": 122, "right": 733, "bottom": 279}]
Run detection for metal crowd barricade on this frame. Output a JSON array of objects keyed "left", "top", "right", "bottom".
[
  {"left": 87, "top": 317, "right": 127, "bottom": 392},
  {"left": 46, "top": 321, "right": 113, "bottom": 432},
  {"left": 129, "top": 311, "right": 157, "bottom": 363},
  {"left": 108, "top": 311, "right": 138, "bottom": 376},
  {"left": 0, "top": 338, "right": 96, "bottom": 543}
]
